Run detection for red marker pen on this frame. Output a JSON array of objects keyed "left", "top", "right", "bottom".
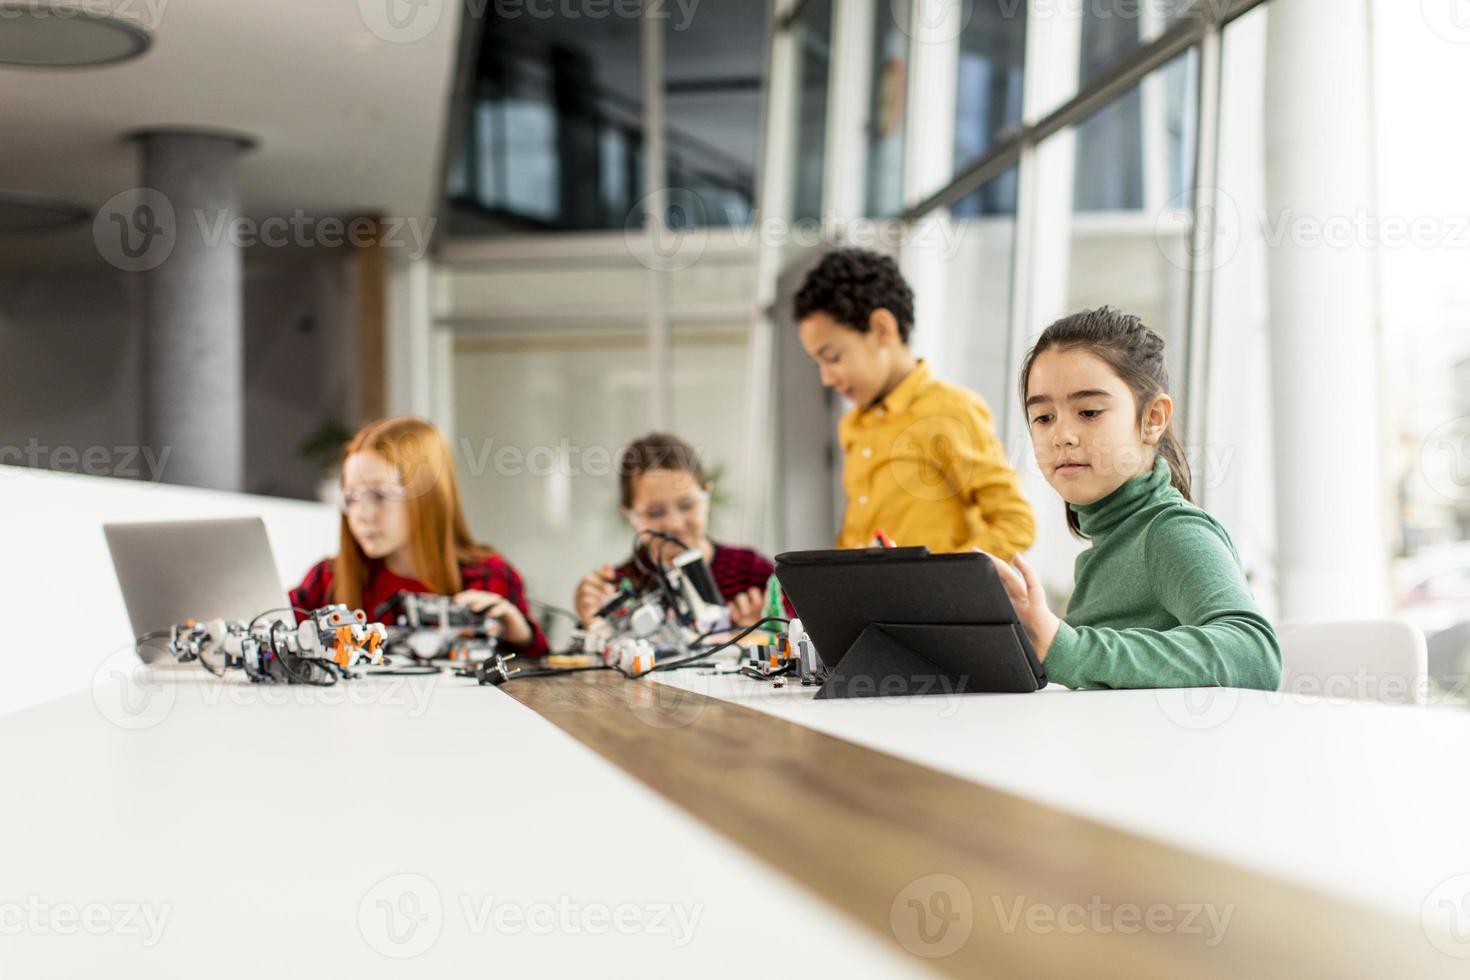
[{"left": 871, "top": 529, "right": 896, "bottom": 549}]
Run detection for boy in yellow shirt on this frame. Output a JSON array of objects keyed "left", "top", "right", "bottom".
[{"left": 793, "top": 248, "right": 1036, "bottom": 559}]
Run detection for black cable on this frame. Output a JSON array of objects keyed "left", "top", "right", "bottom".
[
  {"left": 634, "top": 529, "right": 703, "bottom": 629},
  {"left": 651, "top": 616, "right": 791, "bottom": 673},
  {"left": 500, "top": 664, "right": 614, "bottom": 681},
  {"left": 249, "top": 606, "right": 312, "bottom": 630},
  {"left": 530, "top": 600, "right": 582, "bottom": 626}
]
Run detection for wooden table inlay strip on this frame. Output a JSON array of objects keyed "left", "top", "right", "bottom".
[{"left": 503, "top": 671, "right": 1456, "bottom": 978}]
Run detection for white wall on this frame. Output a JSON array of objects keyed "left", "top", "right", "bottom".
[{"left": 1, "top": 466, "right": 337, "bottom": 716}]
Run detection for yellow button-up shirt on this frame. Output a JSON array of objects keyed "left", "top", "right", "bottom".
[{"left": 837, "top": 361, "right": 1036, "bottom": 559}]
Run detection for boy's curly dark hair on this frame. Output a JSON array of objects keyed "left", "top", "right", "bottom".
[{"left": 792, "top": 248, "right": 915, "bottom": 342}]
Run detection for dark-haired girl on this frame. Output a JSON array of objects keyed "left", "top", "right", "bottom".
[
  {"left": 983, "top": 308, "right": 1281, "bottom": 690},
  {"left": 572, "top": 433, "right": 778, "bottom": 629}
]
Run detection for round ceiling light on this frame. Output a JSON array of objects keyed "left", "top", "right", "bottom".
[
  {"left": 0, "top": 190, "right": 91, "bottom": 234},
  {"left": 0, "top": 3, "right": 152, "bottom": 68}
]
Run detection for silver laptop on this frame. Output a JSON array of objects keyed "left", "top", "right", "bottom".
[{"left": 104, "top": 517, "right": 293, "bottom": 662}]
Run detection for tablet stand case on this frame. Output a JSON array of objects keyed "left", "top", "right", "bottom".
[{"left": 814, "top": 622, "right": 1043, "bottom": 700}]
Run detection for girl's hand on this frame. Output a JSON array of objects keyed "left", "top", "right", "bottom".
[
  {"left": 976, "top": 550, "right": 1061, "bottom": 662},
  {"left": 454, "top": 590, "right": 533, "bottom": 648},
  {"left": 573, "top": 565, "right": 618, "bottom": 625},
  {"left": 727, "top": 587, "right": 766, "bottom": 629}
]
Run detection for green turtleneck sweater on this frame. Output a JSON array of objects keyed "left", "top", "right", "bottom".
[{"left": 1044, "top": 456, "right": 1281, "bottom": 691}]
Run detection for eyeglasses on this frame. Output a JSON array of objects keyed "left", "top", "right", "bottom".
[
  {"left": 624, "top": 492, "right": 708, "bottom": 525},
  {"left": 339, "top": 484, "right": 409, "bottom": 512}
]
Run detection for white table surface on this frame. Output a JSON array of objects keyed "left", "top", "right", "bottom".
[
  {"left": 0, "top": 667, "right": 929, "bottom": 979},
  {"left": 652, "top": 665, "right": 1470, "bottom": 927}
]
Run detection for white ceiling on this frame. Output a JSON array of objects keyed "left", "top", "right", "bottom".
[{"left": 0, "top": 0, "right": 463, "bottom": 268}]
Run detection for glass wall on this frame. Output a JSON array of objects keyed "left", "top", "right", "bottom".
[
  {"left": 954, "top": 2, "right": 1026, "bottom": 178},
  {"left": 913, "top": 171, "right": 1020, "bottom": 420},
  {"left": 863, "top": 0, "right": 909, "bottom": 217},
  {"left": 665, "top": 1, "right": 767, "bottom": 228},
  {"left": 1031, "top": 49, "right": 1198, "bottom": 393},
  {"left": 449, "top": 4, "right": 765, "bottom": 233},
  {"left": 792, "top": 0, "right": 834, "bottom": 223},
  {"left": 452, "top": 322, "right": 750, "bottom": 621},
  {"left": 767, "top": 0, "right": 1274, "bottom": 600}
]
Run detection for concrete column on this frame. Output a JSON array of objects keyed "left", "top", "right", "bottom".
[
  {"left": 1263, "top": 0, "right": 1390, "bottom": 620},
  {"left": 134, "top": 129, "right": 253, "bottom": 491}
]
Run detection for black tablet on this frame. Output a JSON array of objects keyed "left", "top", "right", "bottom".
[{"left": 775, "top": 547, "right": 1046, "bottom": 699}]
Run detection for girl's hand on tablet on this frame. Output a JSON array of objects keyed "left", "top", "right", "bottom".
[
  {"left": 455, "top": 589, "right": 533, "bottom": 648},
  {"left": 727, "top": 587, "right": 766, "bottom": 628},
  {"left": 976, "top": 549, "right": 1061, "bottom": 661}
]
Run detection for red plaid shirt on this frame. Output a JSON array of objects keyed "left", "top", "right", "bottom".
[{"left": 291, "top": 554, "right": 549, "bottom": 657}]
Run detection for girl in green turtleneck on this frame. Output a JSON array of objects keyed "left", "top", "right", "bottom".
[{"left": 982, "top": 307, "right": 1281, "bottom": 691}]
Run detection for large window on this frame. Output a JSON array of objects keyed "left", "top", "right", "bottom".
[
  {"left": 768, "top": 0, "right": 1273, "bottom": 596},
  {"left": 954, "top": 2, "right": 1027, "bottom": 178},
  {"left": 448, "top": 4, "right": 764, "bottom": 233},
  {"left": 1031, "top": 49, "right": 1198, "bottom": 392},
  {"left": 791, "top": 0, "right": 834, "bottom": 223},
  {"left": 863, "top": 0, "right": 909, "bottom": 217}
]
